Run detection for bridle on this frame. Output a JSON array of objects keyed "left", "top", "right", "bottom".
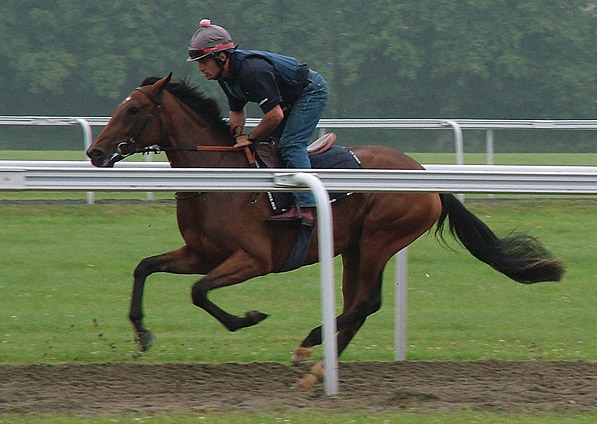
[
  {"left": 110, "top": 86, "right": 256, "bottom": 166},
  {"left": 113, "top": 86, "right": 169, "bottom": 159}
]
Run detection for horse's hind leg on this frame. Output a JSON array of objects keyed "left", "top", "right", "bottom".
[
  {"left": 293, "top": 209, "right": 436, "bottom": 389},
  {"left": 293, "top": 266, "right": 386, "bottom": 390},
  {"left": 130, "top": 245, "right": 209, "bottom": 351},
  {"left": 304, "top": 192, "right": 441, "bottom": 356},
  {"left": 293, "top": 247, "right": 379, "bottom": 361},
  {"left": 294, "top": 248, "right": 382, "bottom": 390},
  {"left": 293, "top": 318, "right": 367, "bottom": 390}
]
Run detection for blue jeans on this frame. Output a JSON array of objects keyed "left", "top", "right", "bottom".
[{"left": 278, "top": 72, "right": 328, "bottom": 207}]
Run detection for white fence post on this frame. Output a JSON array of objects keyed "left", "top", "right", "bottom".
[
  {"left": 74, "top": 118, "right": 95, "bottom": 205},
  {"left": 395, "top": 248, "right": 408, "bottom": 361},
  {"left": 273, "top": 172, "right": 338, "bottom": 396},
  {"left": 486, "top": 129, "right": 495, "bottom": 199},
  {"left": 443, "top": 120, "right": 465, "bottom": 202},
  {"left": 145, "top": 153, "right": 154, "bottom": 201}
]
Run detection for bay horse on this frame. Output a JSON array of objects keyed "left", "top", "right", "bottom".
[{"left": 86, "top": 74, "right": 564, "bottom": 389}]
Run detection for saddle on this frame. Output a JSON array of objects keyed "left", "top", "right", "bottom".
[
  {"left": 250, "top": 132, "right": 361, "bottom": 273},
  {"left": 254, "top": 132, "right": 337, "bottom": 169}
]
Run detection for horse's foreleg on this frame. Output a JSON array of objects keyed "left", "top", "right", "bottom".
[
  {"left": 191, "top": 250, "right": 271, "bottom": 332},
  {"left": 130, "top": 246, "right": 208, "bottom": 351}
]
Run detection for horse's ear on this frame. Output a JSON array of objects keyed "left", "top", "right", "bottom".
[{"left": 153, "top": 72, "right": 172, "bottom": 92}]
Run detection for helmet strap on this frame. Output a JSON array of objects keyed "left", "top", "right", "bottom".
[{"left": 213, "top": 52, "right": 229, "bottom": 79}]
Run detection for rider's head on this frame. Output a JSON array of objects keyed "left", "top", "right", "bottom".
[{"left": 187, "top": 19, "right": 237, "bottom": 79}]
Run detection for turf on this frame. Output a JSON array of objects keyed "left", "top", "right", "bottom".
[
  {"left": 0, "top": 200, "right": 594, "bottom": 364},
  {"left": 1, "top": 411, "right": 596, "bottom": 424},
  {"left": 0, "top": 151, "right": 595, "bottom": 423}
]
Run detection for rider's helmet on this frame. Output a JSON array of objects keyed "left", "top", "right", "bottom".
[{"left": 187, "top": 19, "right": 237, "bottom": 62}]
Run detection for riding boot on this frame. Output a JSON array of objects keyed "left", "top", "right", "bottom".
[{"left": 267, "top": 207, "right": 315, "bottom": 225}]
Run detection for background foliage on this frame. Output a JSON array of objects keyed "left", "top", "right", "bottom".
[
  {"left": 0, "top": 1, "right": 596, "bottom": 150},
  {"left": 2, "top": 1, "right": 596, "bottom": 117}
]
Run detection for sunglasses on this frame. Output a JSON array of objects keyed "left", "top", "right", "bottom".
[
  {"left": 188, "top": 42, "right": 235, "bottom": 61},
  {"left": 188, "top": 50, "right": 210, "bottom": 60}
]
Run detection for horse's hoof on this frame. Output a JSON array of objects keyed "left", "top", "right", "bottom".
[
  {"left": 137, "top": 331, "right": 154, "bottom": 351},
  {"left": 291, "top": 346, "right": 313, "bottom": 363},
  {"left": 245, "top": 310, "right": 268, "bottom": 325},
  {"left": 294, "top": 373, "right": 319, "bottom": 390},
  {"left": 294, "top": 361, "right": 325, "bottom": 390}
]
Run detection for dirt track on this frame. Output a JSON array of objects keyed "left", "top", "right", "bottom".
[{"left": 1, "top": 361, "right": 595, "bottom": 416}]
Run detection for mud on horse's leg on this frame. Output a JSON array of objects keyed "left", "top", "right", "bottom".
[
  {"left": 293, "top": 317, "right": 367, "bottom": 390},
  {"left": 291, "top": 314, "right": 350, "bottom": 363},
  {"left": 292, "top": 247, "right": 366, "bottom": 362}
]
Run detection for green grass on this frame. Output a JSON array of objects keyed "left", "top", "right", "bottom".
[
  {"left": 410, "top": 152, "right": 597, "bottom": 166},
  {"left": 0, "top": 200, "right": 595, "bottom": 364},
  {"left": 2, "top": 411, "right": 596, "bottom": 424}
]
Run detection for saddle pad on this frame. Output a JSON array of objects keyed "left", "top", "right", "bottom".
[
  {"left": 309, "top": 145, "right": 362, "bottom": 170},
  {"left": 263, "top": 146, "right": 362, "bottom": 272},
  {"left": 265, "top": 145, "right": 362, "bottom": 213}
]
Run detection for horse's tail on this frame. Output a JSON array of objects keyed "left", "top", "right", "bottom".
[{"left": 434, "top": 194, "right": 565, "bottom": 284}]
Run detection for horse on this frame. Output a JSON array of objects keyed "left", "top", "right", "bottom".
[{"left": 86, "top": 73, "right": 565, "bottom": 389}]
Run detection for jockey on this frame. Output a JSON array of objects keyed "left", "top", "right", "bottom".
[{"left": 187, "top": 19, "right": 329, "bottom": 223}]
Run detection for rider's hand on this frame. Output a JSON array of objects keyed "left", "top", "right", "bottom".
[{"left": 233, "top": 134, "right": 253, "bottom": 148}]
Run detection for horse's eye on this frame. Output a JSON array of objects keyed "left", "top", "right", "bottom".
[{"left": 128, "top": 106, "right": 141, "bottom": 115}]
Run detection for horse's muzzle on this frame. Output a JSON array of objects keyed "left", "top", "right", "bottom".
[
  {"left": 86, "top": 146, "right": 107, "bottom": 167},
  {"left": 86, "top": 145, "right": 123, "bottom": 168}
]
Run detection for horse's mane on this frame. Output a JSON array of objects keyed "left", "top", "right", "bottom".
[{"left": 140, "top": 76, "right": 230, "bottom": 135}]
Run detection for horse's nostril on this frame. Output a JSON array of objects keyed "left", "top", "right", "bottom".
[{"left": 86, "top": 148, "right": 103, "bottom": 159}]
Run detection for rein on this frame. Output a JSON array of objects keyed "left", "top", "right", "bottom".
[{"left": 115, "top": 86, "right": 256, "bottom": 166}]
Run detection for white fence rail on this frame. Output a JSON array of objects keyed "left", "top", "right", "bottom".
[
  {"left": 4, "top": 116, "right": 597, "bottom": 130},
  {"left": 3, "top": 116, "right": 595, "bottom": 203},
  {"left": 1, "top": 163, "right": 596, "bottom": 194},
  {"left": 2, "top": 116, "right": 597, "bottom": 167}
]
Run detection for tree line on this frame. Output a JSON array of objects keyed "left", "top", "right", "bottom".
[{"left": 1, "top": 1, "right": 596, "bottom": 150}]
